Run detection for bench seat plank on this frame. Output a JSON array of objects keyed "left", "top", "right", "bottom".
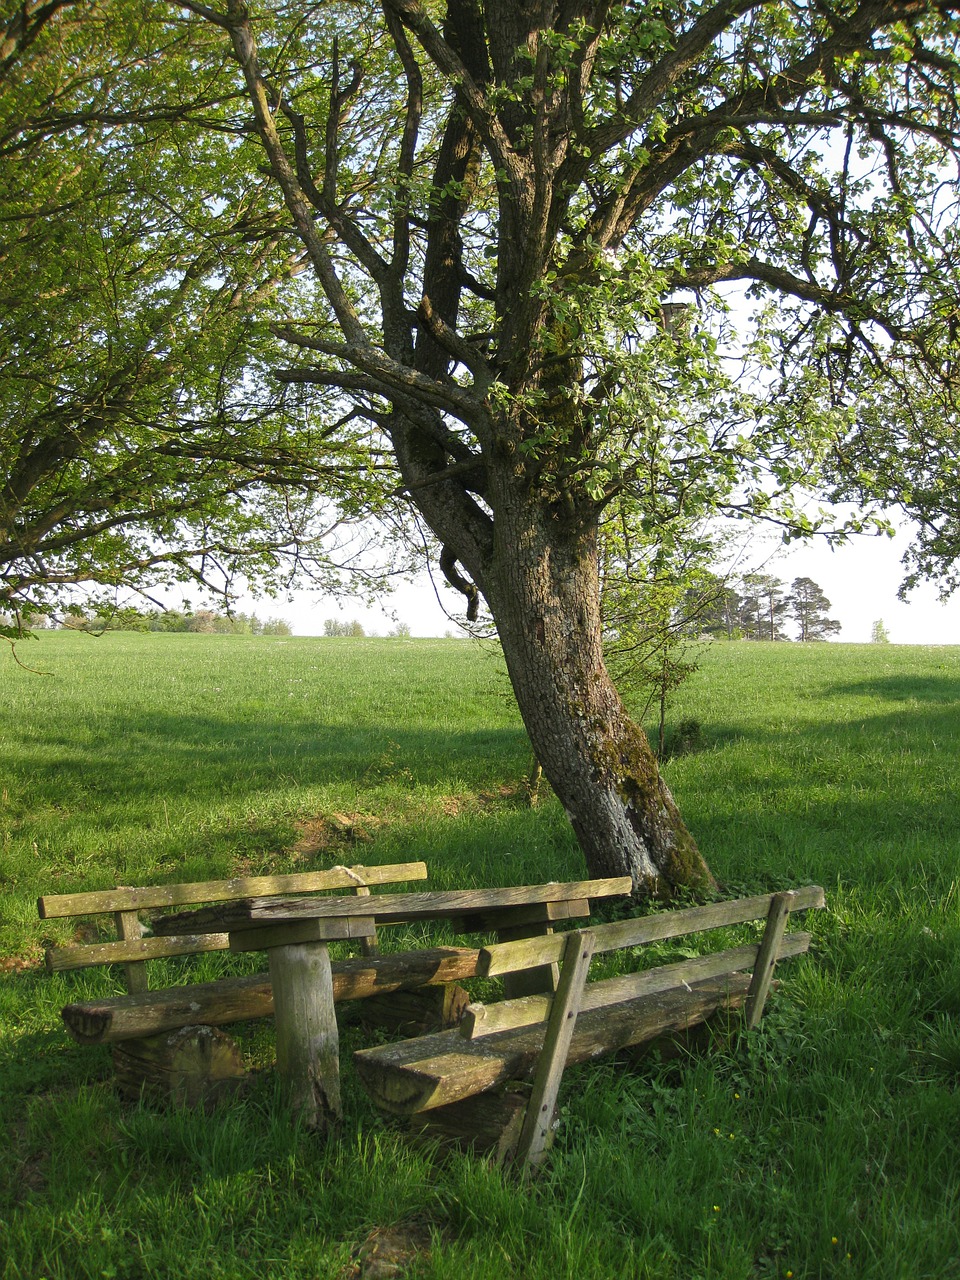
[
  {"left": 353, "top": 972, "right": 752, "bottom": 1116},
  {"left": 61, "top": 946, "right": 484, "bottom": 1044},
  {"left": 47, "top": 932, "right": 232, "bottom": 972}
]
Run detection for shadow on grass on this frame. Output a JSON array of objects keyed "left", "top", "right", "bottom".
[
  {"left": 9, "top": 710, "right": 532, "bottom": 810},
  {"left": 667, "top": 695, "right": 960, "bottom": 896},
  {"left": 824, "top": 674, "right": 960, "bottom": 702}
]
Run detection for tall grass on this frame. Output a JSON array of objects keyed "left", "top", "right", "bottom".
[{"left": 1, "top": 632, "right": 959, "bottom": 1279}]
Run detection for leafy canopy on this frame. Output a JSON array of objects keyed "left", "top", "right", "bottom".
[
  {"left": 3, "top": 0, "right": 960, "bottom": 627},
  {"left": 0, "top": 0, "right": 406, "bottom": 629}
]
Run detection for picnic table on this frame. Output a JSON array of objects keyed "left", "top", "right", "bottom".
[{"left": 153, "top": 878, "right": 631, "bottom": 1127}]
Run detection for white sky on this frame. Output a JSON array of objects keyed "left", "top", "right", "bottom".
[
  {"left": 252, "top": 522, "right": 960, "bottom": 644},
  {"left": 773, "top": 530, "right": 959, "bottom": 644}
]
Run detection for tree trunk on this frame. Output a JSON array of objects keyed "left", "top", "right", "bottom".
[{"left": 483, "top": 497, "right": 714, "bottom": 895}]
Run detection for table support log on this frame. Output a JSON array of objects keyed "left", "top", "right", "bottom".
[{"left": 268, "top": 940, "right": 341, "bottom": 1130}]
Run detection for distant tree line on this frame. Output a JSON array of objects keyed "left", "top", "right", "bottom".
[
  {"left": 323, "top": 618, "right": 367, "bottom": 637},
  {"left": 2, "top": 607, "right": 293, "bottom": 635},
  {"left": 322, "top": 619, "right": 412, "bottom": 637},
  {"left": 681, "top": 574, "right": 841, "bottom": 642}
]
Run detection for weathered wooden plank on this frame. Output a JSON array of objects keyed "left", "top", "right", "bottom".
[
  {"left": 461, "top": 933, "right": 812, "bottom": 1039},
  {"left": 353, "top": 972, "right": 753, "bottom": 1116},
  {"left": 45, "top": 902, "right": 579, "bottom": 972},
  {"left": 153, "top": 879, "right": 633, "bottom": 935},
  {"left": 744, "top": 892, "right": 793, "bottom": 1029},
  {"left": 228, "top": 915, "right": 376, "bottom": 951},
  {"left": 479, "top": 886, "right": 826, "bottom": 976},
  {"left": 514, "top": 930, "right": 596, "bottom": 1170},
  {"left": 60, "top": 947, "right": 484, "bottom": 1044},
  {"left": 358, "top": 984, "right": 471, "bottom": 1036},
  {"left": 408, "top": 1090, "right": 532, "bottom": 1163},
  {"left": 47, "top": 932, "right": 232, "bottom": 971},
  {"left": 37, "top": 862, "right": 429, "bottom": 919},
  {"left": 269, "top": 940, "right": 340, "bottom": 1128},
  {"left": 497, "top": 922, "right": 560, "bottom": 1000}
]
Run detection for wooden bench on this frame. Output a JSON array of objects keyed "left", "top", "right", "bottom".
[
  {"left": 354, "top": 885, "right": 827, "bottom": 1168},
  {"left": 38, "top": 862, "right": 478, "bottom": 1102},
  {"left": 39, "top": 866, "right": 632, "bottom": 1114}
]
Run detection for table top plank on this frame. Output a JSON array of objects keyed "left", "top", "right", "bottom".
[{"left": 153, "top": 878, "right": 632, "bottom": 937}]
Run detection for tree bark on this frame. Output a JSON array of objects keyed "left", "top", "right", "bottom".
[{"left": 483, "top": 492, "right": 714, "bottom": 895}]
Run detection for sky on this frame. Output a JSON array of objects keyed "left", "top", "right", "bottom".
[{"left": 248, "top": 521, "right": 960, "bottom": 644}]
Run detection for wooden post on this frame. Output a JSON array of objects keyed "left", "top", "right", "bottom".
[
  {"left": 352, "top": 884, "right": 379, "bottom": 956},
  {"left": 514, "top": 929, "right": 596, "bottom": 1172},
  {"left": 114, "top": 909, "right": 148, "bottom": 994},
  {"left": 744, "top": 891, "right": 793, "bottom": 1030},
  {"left": 268, "top": 940, "right": 341, "bottom": 1130}
]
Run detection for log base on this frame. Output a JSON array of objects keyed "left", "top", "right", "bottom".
[{"left": 112, "top": 1025, "right": 247, "bottom": 1108}]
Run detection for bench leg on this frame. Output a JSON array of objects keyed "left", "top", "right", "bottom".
[
  {"left": 514, "top": 929, "right": 596, "bottom": 1173},
  {"left": 744, "top": 891, "right": 793, "bottom": 1030},
  {"left": 268, "top": 939, "right": 341, "bottom": 1130},
  {"left": 114, "top": 909, "right": 148, "bottom": 994},
  {"left": 352, "top": 884, "right": 380, "bottom": 956}
]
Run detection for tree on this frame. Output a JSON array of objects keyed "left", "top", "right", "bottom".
[
  {"left": 872, "top": 619, "right": 892, "bottom": 643},
  {"left": 9, "top": 0, "right": 960, "bottom": 891},
  {"left": 738, "top": 574, "right": 790, "bottom": 642},
  {"left": 678, "top": 573, "right": 744, "bottom": 641},
  {"left": 0, "top": 2, "right": 405, "bottom": 633},
  {"left": 787, "top": 577, "right": 841, "bottom": 642},
  {"left": 323, "top": 618, "right": 366, "bottom": 637}
]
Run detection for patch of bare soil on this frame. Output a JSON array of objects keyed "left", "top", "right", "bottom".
[
  {"left": 340, "top": 1223, "right": 434, "bottom": 1279},
  {"left": 291, "top": 812, "right": 383, "bottom": 856},
  {"left": 439, "top": 784, "right": 535, "bottom": 817},
  {"left": 0, "top": 952, "right": 42, "bottom": 974},
  {"left": 478, "top": 783, "right": 525, "bottom": 806}
]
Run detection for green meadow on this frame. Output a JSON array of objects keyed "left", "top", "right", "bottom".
[{"left": 1, "top": 631, "right": 959, "bottom": 1279}]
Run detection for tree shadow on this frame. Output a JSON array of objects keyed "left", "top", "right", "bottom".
[
  {"left": 671, "top": 694, "right": 960, "bottom": 894},
  {"left": 824, "top": 674, "right": 960, "bottom": 703},
  {"left": 10, "top": 709, "right": 532, "bottom": 811}
]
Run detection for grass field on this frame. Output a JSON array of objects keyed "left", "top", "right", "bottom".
[{"left": 1, "top": 631, "right": 959, "bottom": 1279}]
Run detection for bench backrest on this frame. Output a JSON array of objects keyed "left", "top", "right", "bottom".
[
  {"left": 471, "top": 885, "right": 825, "bottom": 1170},
  {"left": 463, "top": 885, "right": 826, "bottom": 1038},
  {"left": 39, "top": 862, "right": 429, "bottom": 990}
]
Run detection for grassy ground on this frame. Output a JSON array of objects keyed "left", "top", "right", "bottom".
[{"left": 1, "top": 632, "right": 959, "bottom": 1279}]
